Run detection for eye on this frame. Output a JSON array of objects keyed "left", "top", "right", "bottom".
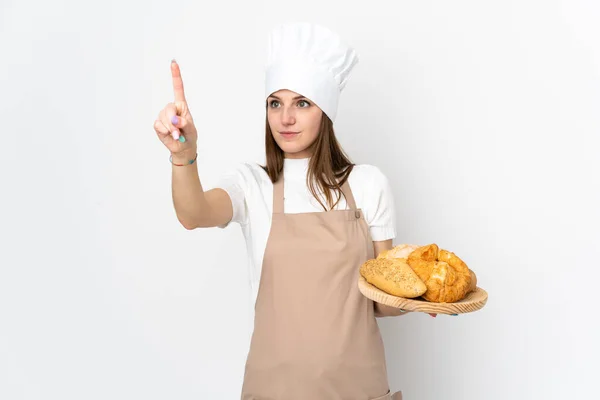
[
  {"left": 269, "top": 100, "right": 280, "bottom": 108},
  {"left": 298, "top": 100, "right": 311, "bottom": 108}
]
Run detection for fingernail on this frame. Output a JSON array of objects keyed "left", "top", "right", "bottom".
[
  {"left": 171, "top": 115, "right": 179, "bottom": 125},
  {"left": 172, "top": 130, "right": 180, "bottom": 140},
  {"left": 178, "top": 135, "right": 186, "bottom": 143},
  {"left": 171, "top": 58, "right": 177, "bottom": 64}
]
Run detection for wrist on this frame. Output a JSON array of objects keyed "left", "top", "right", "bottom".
[{"left": 171, "top": 149, "right": 198, "bottom": 165}]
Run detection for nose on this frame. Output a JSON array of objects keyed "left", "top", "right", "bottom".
[{"left": 281, "top": 106, "right": 296, "bottom": 126}]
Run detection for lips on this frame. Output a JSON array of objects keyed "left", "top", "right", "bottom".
[{"left": 280, "top": 131, "right": 300, "bottom": 139}]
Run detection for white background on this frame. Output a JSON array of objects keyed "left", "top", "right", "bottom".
[{"left": 1, "top": 0, "right": 598, "bottom": 399}]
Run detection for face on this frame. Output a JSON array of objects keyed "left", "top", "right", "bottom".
[{"left": 267, "top": 89, "right": 323, "bottom": 159}]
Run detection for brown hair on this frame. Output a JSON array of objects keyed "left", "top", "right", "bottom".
[{"left": 261, "top": 113, "right": 355, "bottom": 211}]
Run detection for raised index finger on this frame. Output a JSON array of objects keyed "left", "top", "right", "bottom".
[{"left": 171, "top": 59, "right": 186, "bottom": 103}]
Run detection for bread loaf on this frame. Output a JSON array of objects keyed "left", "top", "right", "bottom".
[{"left": 360, "top": 258, "right": 427, "bottom": 298}]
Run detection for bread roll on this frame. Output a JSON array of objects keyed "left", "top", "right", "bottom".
[
  {"left": 407, "top": 244, "right": 472, "bottom": 303},
  {"left": 468, "top": 269, "right": 477, "bottom": 293},
  {"left": 377, "top": 244, "right": 420, "bottom": 261},
  {"left": 360, "top": 258, "right": 427, "bottom": 298}
]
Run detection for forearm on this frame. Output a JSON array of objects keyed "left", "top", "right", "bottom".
[
  {"left": 171, "top": 149, "right": 208, "bottom": 229},
  {"left": 374, "top": 302, "right": 410, "bottom": 318}
]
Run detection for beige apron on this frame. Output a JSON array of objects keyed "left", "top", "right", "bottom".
[{"left": 240, "top": 171, "right": 403, "bottom": 400}]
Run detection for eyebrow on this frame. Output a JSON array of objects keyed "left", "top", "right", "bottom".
[{"left": 268, "top": 95, "right": 306, "bottom": 100}]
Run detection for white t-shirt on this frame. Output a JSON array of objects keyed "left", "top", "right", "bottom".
[{"left": 214, "top": 157, "right": 397, "bottom": 315}]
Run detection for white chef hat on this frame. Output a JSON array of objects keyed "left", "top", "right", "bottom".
[{"left": 265, "top": 22, "right": 359, "bottom": 122}]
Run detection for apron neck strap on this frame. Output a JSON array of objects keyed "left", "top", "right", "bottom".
[
  {"left": 272, "top": 170, "right": 358, "bottom": 214},
  {"left": 273, "top": 171, "right": 285, "bottom": 214},
  {"left": 340, "top": 178, "right": 357, "bottom": 210}
]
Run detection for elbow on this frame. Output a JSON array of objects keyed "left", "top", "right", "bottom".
[
  {"left": 181, "top": 221, "right": 197, "bottom": 230},
  {"left": 182, "top": 222, "right": 197, "bottom": 230},
  {"left": 178, "top": 216, "right": 199, "bottom": 230}
]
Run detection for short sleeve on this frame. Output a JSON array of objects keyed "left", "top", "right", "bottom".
[
  {"left": 213, "top": 163, "right": 249, "bottom": 228},
  {"left": 362, "top": 166, "right": 397, "bottom": 241}
]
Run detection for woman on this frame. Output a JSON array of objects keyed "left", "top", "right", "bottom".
[{"left": 154, "top": 22, "right": 408, "bottom": 400}]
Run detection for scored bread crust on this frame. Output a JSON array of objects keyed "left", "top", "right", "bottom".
[{"left": 360, "top": 258, "right": 427, "bottom": 298}]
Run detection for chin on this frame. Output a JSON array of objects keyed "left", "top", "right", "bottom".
[
  {"left": 277, "top": 141, "right": 304, "bottom": 154},
  {"left": 279, "top": 146, "right": 310, "bottom": 158}
]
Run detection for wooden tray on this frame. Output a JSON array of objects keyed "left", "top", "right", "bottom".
[{"left": 358, "top": 275, "right": 488, "bottom": 315}]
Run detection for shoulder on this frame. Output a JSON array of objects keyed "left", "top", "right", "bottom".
[
  {"left": 348, "top": 163, "right": 390, "bottom": 188},
  {"left": 214, "top": 161, "right": 270, "bottom": 228},
  {"left": 227, "top": 160, "right": 265, "bottom": 176},
  {"left": 349, "top": 163, "right": 387, "bottom": 176},
  {"left": 348, "top": 164, "right": 396, "bottom": 241},
  {"left": 347, "top": 163, "right": 395, "bottom": 208},
  {"left": 220, "top": 161, "right": 270, "bottom": 187}
]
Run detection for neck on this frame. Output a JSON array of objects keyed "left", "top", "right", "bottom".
[{"left": 284, "top": 152, "right": 312, "bottom": 159}]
